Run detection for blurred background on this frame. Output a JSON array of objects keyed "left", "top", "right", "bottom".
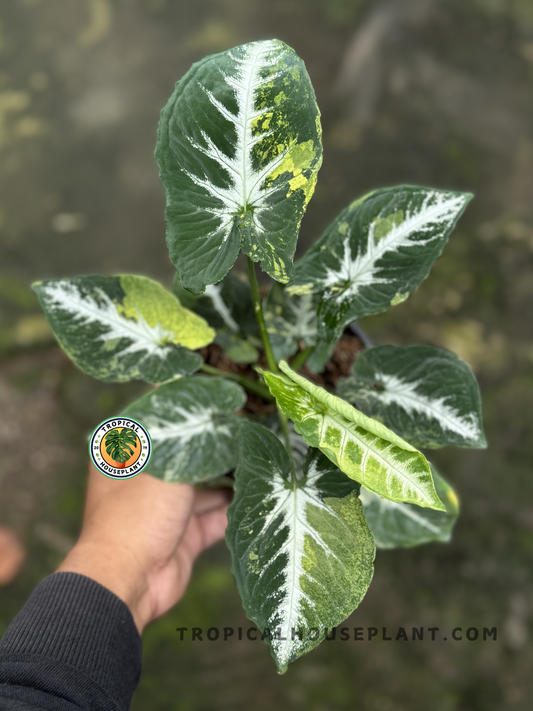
[{"left": 1, "top": 0, "right": 532, "bottom": 708}]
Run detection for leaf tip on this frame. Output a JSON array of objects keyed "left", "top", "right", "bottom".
[
  {"left": 278, "top": 360, "right": 291, "bottom": 375},
  {"left": 476, "top": 431, "right": 488, "bottom": 449},
  {"left": 431, "top": 496, "right": 447, "bottom": 513}
]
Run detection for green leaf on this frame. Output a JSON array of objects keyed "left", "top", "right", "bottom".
[
  {"left": 287, "top": 187, "right": 472, "bottom": 341},
  {"left": 263, "top": 283, "right": 334, "bottom": 373},
  {"left": 359, "top": 466, "right": 459, "bottom": 549},
  {"left": 172, "top": 274, "right": 199, "bottom": 310},
  {"left": 188, "top": 273, "right": 260, "bottom": 363},
  {"left": 337, "top": 345, "right": 487, "bottom": 449},
  {"left": 104, "top": 428, "right": 138, "bottom": 464},
  {"left": 262, "top": 361, "right": 445, "bottom": 511},
  {"left": 122, "top": 377, "right": 246, "bottom": 483},
  {"left": 33, "top": 276, "right": 215, "bottom": 384},
  {"left": 191, "top": 274, "right": 258, "bottom": 335},
  {"left": 156, "top": 39, "right": 323, "bottom": 294},
  {"left": 213, "top": 331, "right": 260, "bottom": 364},
  {"left": 306, "top": 338, "right": 337, "bottom": 374},
  {"left": 226, "top": 422, "right": 374, "bottom": 674},
  {"left": 261, "top": 412, "right": 310, "bottom": 471},
  {"left": 264, "top": 284, "right": 335, "bottom": 373},
  {"left": 264, "top": 283, "right": 318, "bottom": 361}
]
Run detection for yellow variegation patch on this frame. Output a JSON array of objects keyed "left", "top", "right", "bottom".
[{"left": 118, "top": 276, "right": 215, "bottom": 350}]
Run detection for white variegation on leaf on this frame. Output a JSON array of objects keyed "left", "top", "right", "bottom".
[
  {"left": 180, "top": 273, "right": 261, "bottom": 363},
  {"left": 263, "top": 284, "right": 334, "bottom": 373},
  {"left": 33, "top": 275, "right": 215, "bottom": 384},
  {"left": 287, "top": 186, "right": 472, "bottom": 342},
  {"left": 359, "top": 466, "right": 459, "bottom": 548},
  {"left": 226, "top": 422, "right": 374, "bottom": 673},
  {"left": 264, "top": 283, "right": 318, "bottom": 361},
  {"left": 123, "top": 377, "right": 246, "bottom": 483},
  {"left": 262, "top": 362, "right": 445, "bottom": 511},
  {"left": 156, "top": 40, "right": 322, "bottom": 294},
  {"left": 337, "top": 345, "right": 487, "bottom": 449},
  {"left": 204, "top": 283, "right": 240, "bottom": 332}
]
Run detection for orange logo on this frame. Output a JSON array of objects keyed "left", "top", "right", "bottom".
[{"left": 90, "top": 418, "right": 151, "bottom": 479}]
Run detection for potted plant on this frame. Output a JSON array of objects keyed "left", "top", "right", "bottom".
[{"left": 33, "top": 39, "right": 486, "bottom": 674}]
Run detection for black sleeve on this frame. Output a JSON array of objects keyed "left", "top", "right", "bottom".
[{"left": 0, "top": 572, "right": 142, "bottom": 711}]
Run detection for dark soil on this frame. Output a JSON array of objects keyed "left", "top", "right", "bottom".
[
  {"left": 199, "top": 330, "right": 364, "bottom": 415},
  {"left": 198, "top": 343, "right": 258, "bottom": 376},
  {"left": 300, "top": 331, "right": 364, "bottom": 390}
]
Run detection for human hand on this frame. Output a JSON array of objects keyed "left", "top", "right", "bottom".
[{"left": 57, "top": 464, "right": 231, "bottom": 634}]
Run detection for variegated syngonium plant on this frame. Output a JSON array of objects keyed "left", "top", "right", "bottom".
[{"left": 32, "top": 39, "right": 486, "bottom": 673}]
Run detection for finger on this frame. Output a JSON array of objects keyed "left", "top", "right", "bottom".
[
  {"left": 195, "top": 506, "right": 229, "bottom": 551},
  {"left": 192, "top": 488, "right": 233, "bottom": 515}
]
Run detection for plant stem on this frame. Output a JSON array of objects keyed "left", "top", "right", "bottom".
[
  {"left": 246, "top": 257, "right": 298, "bottom": 478},
  {"left": 290, "top": 344, "right": 315, "bottom": 372},
  {"left": 199, "top": 363, "right": 273, "bottom": 401},
  {"left": 278, "top": 409, "right": 297, "bottom": 478},
  {"left": 247, "top": 257, "right": 279, "bottom": 374}
]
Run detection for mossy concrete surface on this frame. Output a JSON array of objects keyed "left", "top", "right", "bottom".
[{"left": 1, "top": 0, "right": 533, "bottom": 709}]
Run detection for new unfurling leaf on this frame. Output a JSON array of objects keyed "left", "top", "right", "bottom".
[{"left": 262, "top": 361, "right": 445, "bottom": 511}]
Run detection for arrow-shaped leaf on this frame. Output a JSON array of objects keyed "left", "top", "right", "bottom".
[
  {"left": 226, "top": 422, "right": 375, "bottom": 674},
  {"left": 262, "top": 361, "right": 445, "bottom": 511},
  {"left": 288, "top": 186, "right": 472, "bottom": 342},
  {"left": 337, "top": 345, "right": 487, "bottom": 449},
  {"left": 176, "top": 273, "right": 261, "bottom": 363},
  {"left": 33, "top": 275, "right": 215, "bottom": 384},
  {"left": 264, "top": 283, "right": 318, "bottom": 361},
  {"left": 156, "top": 39, "right": 322, "bottom": 294},
  {"left": 263, "top": 284, "right": 334, "bottom": 373},
  {"left": 122, "top": 376, "right": 246, "bottom": 483},
  {"left": 359, "top": 466, "right": 459, "bottom": 548}
]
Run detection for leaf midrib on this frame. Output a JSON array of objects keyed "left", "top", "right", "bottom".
[{"left": 365, "top": 377, "right": 476, "bottom": 438}]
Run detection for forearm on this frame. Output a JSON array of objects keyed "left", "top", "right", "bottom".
[
  {"left": 57, "top": 539, "right": 151, "bottom": 635},
  {"left": 0, "top": 572, "right": 142, "bottom": 711}
]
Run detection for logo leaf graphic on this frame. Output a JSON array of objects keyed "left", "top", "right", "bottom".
[{"left": 104, "top": 428, "right": 138, "bottom": 465}]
